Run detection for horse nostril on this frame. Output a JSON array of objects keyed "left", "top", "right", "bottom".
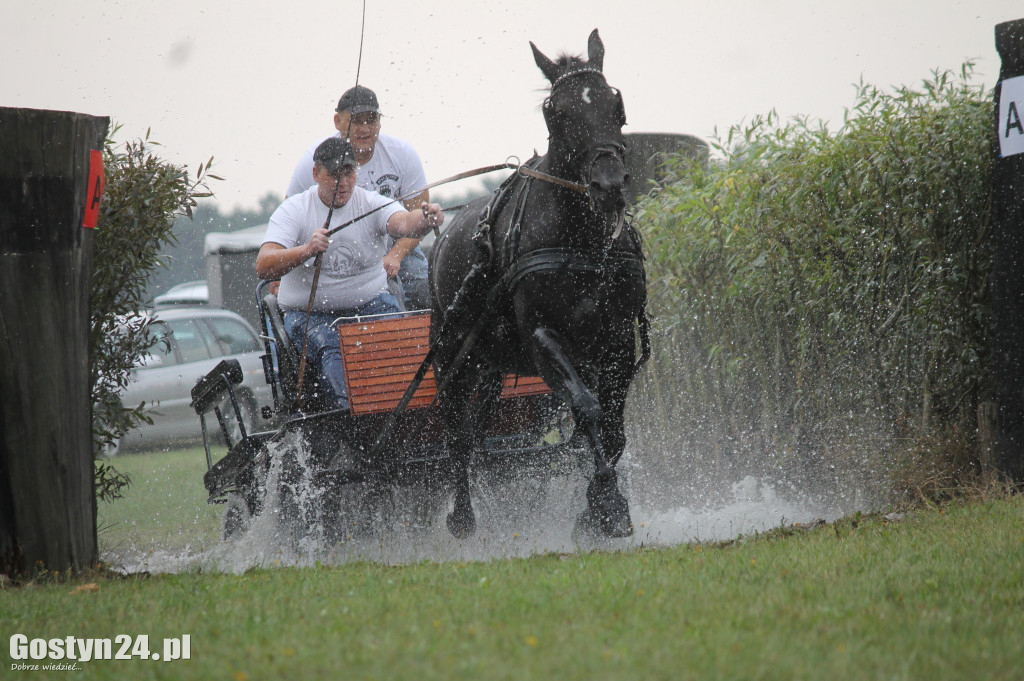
[{"left": 622, "top": 173, "right": 631, "bottom": 186}]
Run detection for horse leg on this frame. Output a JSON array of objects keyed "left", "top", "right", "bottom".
[
  {"left": 439, "top": 368, "right": 479, "bottom": 538},
  {"left": 443, "top": 369, "right": 501, "bottom": 537},
  {"left": 471, "top": 369, "right": 504, "bottom": 437},
  {"left": 587, "top": 344, "right": 636, "bottom": 537},
  {"left": 529, "top": 328, "right": 631, "bottom": 537}
]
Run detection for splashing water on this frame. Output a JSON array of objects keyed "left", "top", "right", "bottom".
[{"left": 102, "top": 434, "right": 849, "bottom": 575}]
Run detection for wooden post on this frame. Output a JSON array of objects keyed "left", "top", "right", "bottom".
[
  {"left": 0, "top": 107, "right": 108, "bottom": 576},
  {"left": 992, "top": 20, "right": 1024, "bottom": 481},
  {"left": 977, "top": 400, "right": 998, "bottom": 481}
]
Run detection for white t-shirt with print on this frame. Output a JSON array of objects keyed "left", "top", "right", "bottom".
[
  {"left": 263, "top": 185, "right": 405, "bottom": 312},
  {"left": 286, "top": 132, "right": 427, "bottom": 202}
]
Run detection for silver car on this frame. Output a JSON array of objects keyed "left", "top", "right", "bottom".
[{"left": 114, "top": 306, "right": 273, "bottom": 452}]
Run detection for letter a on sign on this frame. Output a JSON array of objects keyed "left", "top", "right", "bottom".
[
  {"left": 999, "top": 75, "right": 1024, "bottom": 158},
  {"left": 83, "top": 149, "right": 105, "bottom": 229}
]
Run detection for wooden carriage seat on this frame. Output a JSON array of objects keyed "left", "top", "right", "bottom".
[{"left": 337, "top": 311, "right": 550, "bottom": 416}]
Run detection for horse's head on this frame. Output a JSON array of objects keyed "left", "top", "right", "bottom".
[{"left": 531, "top": 29, "right": 629, "bottom": 214}]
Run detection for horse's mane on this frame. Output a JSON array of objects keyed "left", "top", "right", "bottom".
[{"left": 554, "top": 54, "right": 588, "bottom": 72}]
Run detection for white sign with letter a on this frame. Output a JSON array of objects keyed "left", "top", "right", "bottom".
[{"left": 1000, "top": 75, "right": 1024, "bottom": 158}]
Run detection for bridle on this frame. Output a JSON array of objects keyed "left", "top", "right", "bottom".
[{"left": 539, "top": 68, "right": 628, "bottom": 214}]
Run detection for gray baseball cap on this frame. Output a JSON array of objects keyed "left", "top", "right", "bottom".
[
  {"left": 336, "top": 85, "right": 380, "bottom": 115},
  {"left": 313, "top": 137, "right": 357, "bottom": 173}
]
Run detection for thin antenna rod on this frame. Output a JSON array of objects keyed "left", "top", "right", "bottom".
[
  {"left": 296, "top": 0, "right": 370, "bottom": 409},
  {"left": 353, "top": 0, "right": 367, "bottom": 90},
  {"left": 343, "top": 0, "right": 368, "bottom": 145}
]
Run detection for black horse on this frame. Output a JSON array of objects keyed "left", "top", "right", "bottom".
[{"left": 428, "top": 29, "right": 648, "bottom": 539}]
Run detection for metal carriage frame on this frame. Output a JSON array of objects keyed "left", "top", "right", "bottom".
[{"left": 191, "top": 281, "right": 579, "bottom": 539}]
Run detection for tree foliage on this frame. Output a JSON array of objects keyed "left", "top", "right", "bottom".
[
  {"left": 145, "top": 192, "right": 281, "bottom": 300},
  {"left": 633, "top": 65, "right": 994, "bottom": 500},
  {"left": 91, "top": 127, "right": 216, "bottom": 500}
]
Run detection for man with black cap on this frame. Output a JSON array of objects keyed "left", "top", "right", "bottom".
[
  {"left": 260, "top": 137, "right": 444, "bottom": 409},
  {"left": 286, "top": 85, "right": 432, "bottom": 310}
]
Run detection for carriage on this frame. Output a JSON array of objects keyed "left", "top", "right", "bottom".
[
  {"left": 190, "top": 28, "right": 650, "bottom": 544},
  {"left": 191, "top": 281, "right": 581, "bottom": 542}
]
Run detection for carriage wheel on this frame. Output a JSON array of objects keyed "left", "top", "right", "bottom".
[
  {"left": 359, "top": 480, "right": 397, "bottom": 537},
  {"left": 405, "top": 465, "right": 452, "bottom": 530},
  {"left": 222, "top": 492, "right": 252, "bottom": 540},
  {"left": 271, "top": 445, "right": 311, "bottom": 550}
]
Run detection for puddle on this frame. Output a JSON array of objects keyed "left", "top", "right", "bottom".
[{"left": 101, "top": 446, "right": 850, "bottom": 575}]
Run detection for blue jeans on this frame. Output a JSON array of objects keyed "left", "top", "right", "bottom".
[
  {"left": 283, "top": 292, "right": 401, "bottom": 409},
  {"left": 397, "top": 245, "right": 430, "bottom": 310}
]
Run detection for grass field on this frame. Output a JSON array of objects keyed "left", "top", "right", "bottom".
[
  {"left": 96, "top": 446, "right": 223, "bottom": 570},
  {"left": 3, "top": 447, "right": 1023, "bottom": 680}
]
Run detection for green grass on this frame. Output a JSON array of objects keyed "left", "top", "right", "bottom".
[
  {"left": 5, "top": 482, "right": 1024, "bottom": 680},
  {"left": 97, "top": 446, "right": 223, "bottom": 566}
]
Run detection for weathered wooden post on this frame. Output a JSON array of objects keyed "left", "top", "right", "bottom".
[
  {"left": 992, "top": 20, "right": 1024, "bottom": 481},
  {"left": 0, "top": 107, "right": 108, "bottom": 576}
]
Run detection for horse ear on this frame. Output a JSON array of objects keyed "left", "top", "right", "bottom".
[
  {"left": 531, "top": 41, "right": 560, "bottom": 83},
  {"left": 587, "top": 28, "right": 604, "bottom": 72}
]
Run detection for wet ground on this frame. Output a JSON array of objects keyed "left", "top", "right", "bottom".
[{"left": 101, "top": 444, "right": 850, "bottom": 575}]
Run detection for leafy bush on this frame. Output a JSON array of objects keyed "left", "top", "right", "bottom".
[
  {"left": 631, "top": 65, "right": 993, "bottom": 504},
  {"left": 91, "top": 127, "right": 216, "bottom": 500}
]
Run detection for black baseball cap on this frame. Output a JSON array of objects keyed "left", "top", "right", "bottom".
[
  {"left": 336, "top": 85, "right": 380, "bottom": 114},
  {"left": 313, "top": 137, "right": 357, "bottom": 173}
]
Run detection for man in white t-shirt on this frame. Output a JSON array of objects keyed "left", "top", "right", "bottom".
[
  {"left": 259, "top": 137, "right": 444, "bottom": 409},
  {"left": 287, "top": 85, "right": 431, "bottom": 310}
]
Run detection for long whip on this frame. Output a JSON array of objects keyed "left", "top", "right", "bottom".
[{"left": 295, "top": 0, "right": 368, "bottom": 409}]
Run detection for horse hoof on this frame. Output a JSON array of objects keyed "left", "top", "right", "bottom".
[
  {"left": 573, "top": 506, "right": 601, "bottom": 542},
  {"left": 446, "top": 507, "right": 476, "bottom": 539},
  {"left": 600, "top": 506, "right": 634, "bottom": 538},
  {"left": 586, "top": 471, "right": 633, "bottom": 538}
]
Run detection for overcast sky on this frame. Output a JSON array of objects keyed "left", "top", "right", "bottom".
[{"left": 3, "top": 1, "right": 1022, "bottom": 212}]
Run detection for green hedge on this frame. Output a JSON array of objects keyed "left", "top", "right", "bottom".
[
  {"left": 631, "top": 66, "right": 993, "bottom": 502},
  {"left": 91, "top": 128, "right": 215, "bottom": 500}
]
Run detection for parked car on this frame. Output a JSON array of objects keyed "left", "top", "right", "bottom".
[
  {"left": 153, "top": 280, "right": 209, "bottom": 307},
  {"left": 113, "top": 306, "right": 274, "bottom": 453}
]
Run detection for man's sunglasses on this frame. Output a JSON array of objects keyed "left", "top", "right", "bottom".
[{"left": 349, "top": 113, "right": 380, "bottom": 126}]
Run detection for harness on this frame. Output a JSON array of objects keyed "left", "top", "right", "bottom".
[
  {"left": 504, "top": 246, "right": 646, "bottom": 295},
  {"left": 447, "top": 163, "right": 652, "bottom": 377},
  {"left": 366, "top": 71, "right": 650, "bottom": 456},
  {"left": 366, "top": 164, "right": 652, "bottom": 460}
]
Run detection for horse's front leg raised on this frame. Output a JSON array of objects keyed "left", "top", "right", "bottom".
[{"left": 530, "top": 328, "right": 632, "bottom": 537}]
